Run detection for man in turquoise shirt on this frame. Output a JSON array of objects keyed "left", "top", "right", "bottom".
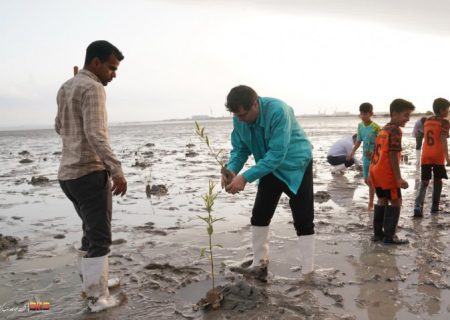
[{"left": 222, "top": 85, "right": 315, "bottom": 277}]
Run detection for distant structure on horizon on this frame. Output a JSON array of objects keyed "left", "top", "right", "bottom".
[
  {"left": 333, "top": 111, "right": 351, "bottom": 116},
  {"left": 192, "top": 115, "right": 210, "bottom": 120}
]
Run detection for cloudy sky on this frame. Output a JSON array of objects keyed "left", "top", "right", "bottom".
[{"left": 1, "top": 0, "right": 450, "bottom": 128}]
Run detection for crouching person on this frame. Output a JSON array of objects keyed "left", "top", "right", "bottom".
[{"left": 222, "top": 85, "right": 315, "bottom": 279}]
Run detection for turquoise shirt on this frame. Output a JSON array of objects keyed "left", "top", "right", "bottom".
[
  {"left": 227, "top": 97, "right": 312, "bottom": 194},
  {"left": 357, "top": 121, "right": 381, "bottom": 161}
]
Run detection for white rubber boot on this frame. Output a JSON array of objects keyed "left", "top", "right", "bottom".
[
  {"left": 331, "top": 164, "right": 346, "bottom": 174},
  {"left": 415, "top": 150, "right": 421, "bottom": 165},
  {"left": 250, "top": 226, "right": 270, "bottom": 267},
  {"left": 77, "top": 249, "right": 120, "bottom": 289},
  {"left": 298, "top": 234, "right": 315, "bottom": 274},
  {"left": 81, "top": 255, "right": 122, "bottom": 312}
]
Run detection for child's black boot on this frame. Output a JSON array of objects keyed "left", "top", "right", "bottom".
[
  {"left": 383, "top": 206, "right": 409, "bottom": 245},
  {"left": 371, "top": 205, "right": 385, "bottom": 242}
]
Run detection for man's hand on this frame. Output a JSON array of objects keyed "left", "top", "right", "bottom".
[
  {"left": 397, "top": 178, "right": 408, "bottom": 189},
  {"left": 112, "top": 176, "right": 127, "bottom": 196},
  {"left": 221, "top": 168, "right": 236, "bottom": 189},
  {"left": 225, "top": 175, "right": 247, "bottom": 194}
]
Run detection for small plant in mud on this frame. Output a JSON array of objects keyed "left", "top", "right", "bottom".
[
  {"left": 196, "top": 180, "right": 224, "bottom": 309},
  {"left": 195, "top": 121, "right": 233, "bottom": 185},
  {"left": 195, "top": 121, "right": 226, "bottom": 169}
]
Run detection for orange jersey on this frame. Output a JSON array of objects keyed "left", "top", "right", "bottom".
[
  {"left": 369, "top": 123, "right": 402, "bottom": 189},
  {"left": 421, "top": 116, "right": 449, "bottom": 165}
]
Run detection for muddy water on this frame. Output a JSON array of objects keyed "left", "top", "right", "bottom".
[{"left": 1, "top": 116, "right": 450, "bottom": 319}]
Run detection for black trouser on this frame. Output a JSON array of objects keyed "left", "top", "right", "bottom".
[
  {"left": 251, "top": 161, "right": 314, "bottom": 236},
  {"left": 415, "top": 133, "right": 424, "bottom": 150},
  {"left": 327, "top": 155, "right": 354, "bottom": 167},
  {"left": 59, "top": 170, "right": 112, "bottom": 258}
]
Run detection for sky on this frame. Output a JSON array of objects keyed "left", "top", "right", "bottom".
[{"left": 1, "top": 0, "right": 450, "bottom": 128}]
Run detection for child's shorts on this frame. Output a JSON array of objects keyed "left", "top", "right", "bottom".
[
  {"left": 375, "top": 187, "right": 401, "bottom": 200},
  {"left": 363, "top": 158, "right": 371, "bottom": 179},
  {"left": 421, "top": 164, "right": 448, "bottom": 181}
]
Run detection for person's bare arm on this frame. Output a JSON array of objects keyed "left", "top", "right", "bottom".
[
  {"left": 440, "top": 134, "right": 450, "bottom": 165},
  {"left": 389, "top": 151, "right": 408, "bottom": 189},
  {"left": 347, "top": 140, "right": 361, "bottom": 161}
]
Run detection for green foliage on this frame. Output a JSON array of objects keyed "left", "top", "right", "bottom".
[
  {"left": 197, "top": 179, "right": 224, "bottom": 290},
  {"left": 195, "top": 121, "right": 226, "bottom": 169},
  {"left": 194, "top": 122, "right": 227, "bottom": 292}
]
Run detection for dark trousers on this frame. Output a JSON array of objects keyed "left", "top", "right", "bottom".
[
  {"left": 415, "top": 133, "right": 424, "bottom": 150},
  {"left": 327, "top": 155, "right": 354, "bottom": 167},
  {"left": 251, "top": 161, "right": 315, "bottom": 236},
  {"left": 59, "top": 170, "right": 112, "bottom": 258}
]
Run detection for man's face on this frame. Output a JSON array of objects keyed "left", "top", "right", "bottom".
[
  {"left": 93, "top": 54, "right": 120, "bottom": 86},
  {"left": 392, "top": 110, "right": 412, "bottom": 127},
  {"left": 440, "top": 106, "right": 450, "bottom": 118},
  {"left": 234, "top": 100, "right": 259, "bottom": 124}
]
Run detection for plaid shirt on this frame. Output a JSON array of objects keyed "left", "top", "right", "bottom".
[{"left": 55, "top": 69, "right": 124, "bottom": 181}]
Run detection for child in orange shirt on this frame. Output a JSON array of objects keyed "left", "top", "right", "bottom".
[
  {"left": 413, "top": 98, "right": 450, "bottom": 217},
  {"left": 369, "top": 99, "right": 415, "bottom": 244}
]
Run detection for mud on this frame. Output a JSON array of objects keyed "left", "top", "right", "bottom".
[{"left": 1, "top": 117, "right": 450, "bottom": 319}]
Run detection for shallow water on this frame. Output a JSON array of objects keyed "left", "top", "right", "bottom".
[{"left": 1, "top": 116, "right": 450, "bottom": 319}]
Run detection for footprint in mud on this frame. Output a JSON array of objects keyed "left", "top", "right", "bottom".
[
  {"left": 0, "top": 234, "right": 27, "bottom": 260},
  {"left": 143, "top": 262, "right": 205, "bottom": 291},
  {"left": 134, "top": 222, "right": 168, "bottom": 236}
]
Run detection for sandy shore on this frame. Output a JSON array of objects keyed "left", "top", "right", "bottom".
[{"left": 1, "top": 117, "right": 450, "bottom": 319}]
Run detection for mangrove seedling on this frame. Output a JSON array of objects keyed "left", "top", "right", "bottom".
[
  {"left": 196, "top": 180, "right": 224, "bottom": 309},
  {"left": 195, "top": 121, "right": 234, "bottom": 185}
]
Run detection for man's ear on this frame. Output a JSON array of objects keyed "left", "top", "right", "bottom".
[{"left": 90, "top": 57, "right": 101, "bottom": 69}]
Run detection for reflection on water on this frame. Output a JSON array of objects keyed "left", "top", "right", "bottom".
[
  {"left": 327, "top": 173, "right": 357, "bottom": 208},
  {"left": 356, "top": 242, "right": 401, "bottom": 320},
  {"left": 412, "top": 217, "right": 444, "bottom": 316}
]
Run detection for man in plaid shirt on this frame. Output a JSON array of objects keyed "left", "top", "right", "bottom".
[{"left": 55, "top": 40, "right": 127, "bottom": 312}]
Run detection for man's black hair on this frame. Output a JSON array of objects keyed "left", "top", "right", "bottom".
[
  {"left": 225, "top": 85, "right": 258, "bottom": 113},
  {"left": 84, "top": 40, "right": 124, "bottom": 66}
]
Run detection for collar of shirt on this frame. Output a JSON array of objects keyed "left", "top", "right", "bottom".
[
  {"left": 249, "top": 97, "right": 266, "bottom": 129},
  {"left": 78, "top": 69, "right": 102, "bottom": 84}
]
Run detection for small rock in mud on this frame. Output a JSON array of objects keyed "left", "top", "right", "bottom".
[
  {"left": 53, "top": 234, "right": 65, "bottom": 239},
  {"left": 146, "top": 184, "right": 168, "bottom": 197},
  {"left": 133, "top": 159, "right": 150, "bottom": 169},
  {"left": 314, "top": 191, "right": 331, "bottom": 203},
  {"left": 19, "top": 158, "right": 33, "bottom": 164},
  {"left": 185, "top": 151, "right": 199, "bottom": 157},
  {"left": 30, "top": 176, "right": 50, "bottom": 185},
  {"left": 0, "top": 234, "right": 19, "bottom": 251},
  {"left": 141, "top": 151, "right": 154, "bottom": 157},
  {"left": 186, "top": 143, "right": 195, "bottom": 148},
  {"left": 112, "top": 238, "right": 127, "bottom": 245},
  {"left": 18, "top": 150, "right": 30, "bottom": 156},
  {"left": 145, "top": 143, "right": 155, "bottom": 147},
  {"left": 53, "top": 151, "right": 62, "bottom": 155}
]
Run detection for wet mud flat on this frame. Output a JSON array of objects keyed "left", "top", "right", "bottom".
[{"left": 1, "top": 117, "right": 450, "bottom": 319}]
